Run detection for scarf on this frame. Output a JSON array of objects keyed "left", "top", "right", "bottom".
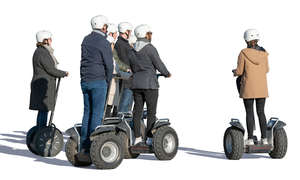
[{"left": 43, "top": 45, "right": 59, "bottom": 67}]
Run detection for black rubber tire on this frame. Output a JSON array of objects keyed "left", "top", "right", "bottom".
[
  {"left": 223, "top": 127, "right": 244, "bottom": 160},
  {"left": 90, "top": 132, "right": 124, "bottom": 169},
  {"left": 118, "top": 131, "right": 139, "bottom": 159},
  {"left": 26, "top": 126, "right": 39, "bottom": 155},
  {"left": 269, "top": 128, "right": 288, "bottom": 159},
  {"left": 153, "top": 126, "right": 178, "bottom": 160},
  {"left": 33, "top": 126, "right": 63, "bottom": 157},
  {"left": 65, "top": 138, "right": 92, "bottom": 166}
]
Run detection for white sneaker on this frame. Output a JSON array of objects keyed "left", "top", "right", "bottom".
[
  {"left": 134, "top": 137, "right": 142, "bottom": 145},
  {"left": 146, "top": 138, "right": 153, "bottom": 146},
  {"left": 245, "top": 139, "right": 254, "bottom": 145},
  {"left": 261, "top": 138, "right": 268, "bottom": 145}
]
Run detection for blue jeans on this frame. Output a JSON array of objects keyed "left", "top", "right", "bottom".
[
  {"left": 36, "top": 111, "right": 48, "bottom": 128},
  {"left": 80, "top": 80, "right": 107, "bottom": 150},
  {"left": 119, "top": 88, "right": 133, "bottom": 112}
]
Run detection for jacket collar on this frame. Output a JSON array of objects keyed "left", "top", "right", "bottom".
[
  {"left": 134, "top": 38, "right": 150, "bottom": 52},
  {"left": 93, "top": 30, "right": 106, "bottom": 37},
  {"left": 118, "top": 36, "right": 129, "bottom": 43}
]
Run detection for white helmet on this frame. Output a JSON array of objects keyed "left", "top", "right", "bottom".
[
  {"left": 134, "top": 24, "right": 151, "bottom": 38},
  {"left": 91, "top": 15, "right": 108, "bottom": 30},
  {"left": 128, "top": 34, "right": 137, "bottom": 45},
  {"left": 118, "top": 22, "right": 133, "bottom": 33},
  {"left": 36, "top": 30, "right": 52, "bottom": 43},
  {"left": 107, "top": 23, "right": 118, "bottom": 34},
  {"left": 244, "top": 29, "right": 260, "bottom": 42}
]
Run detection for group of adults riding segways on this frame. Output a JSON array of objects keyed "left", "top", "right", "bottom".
[
  {"left": 27, "top": 15, "right": 179, "bottom": 169},
  {"left": 27, "top": 14, "right": 287, "bottom": 169}
]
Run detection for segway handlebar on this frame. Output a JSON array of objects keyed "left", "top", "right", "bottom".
[
  {"left": 156, "top": 74, "right": 165, "bottom": 79},
  {"left": 48, "top": 78, "right": 61, "bottom": 126}
]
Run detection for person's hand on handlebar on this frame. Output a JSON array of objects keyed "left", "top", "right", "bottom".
[
  {"left": 166, "top": 73, "right": 172, "bottom": 78},
  {"left": 65, "top": 71, "right": 69, "bottom": 77},
  {"left": 232, "top": 69, "right": 236, "bottom": 76}
]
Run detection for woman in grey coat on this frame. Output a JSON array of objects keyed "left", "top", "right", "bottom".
[
  {"left": 29, "top": 31, "right": 68, "bottom": 127},
  {"left": 129, "top": 24, "right": 171, "bottom": 147}
]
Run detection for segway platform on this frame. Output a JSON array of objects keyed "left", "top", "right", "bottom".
[
  {"left": 245, "top": 144, "right": 272, "bottom": 153},
  {"left": 130, "top": 145, "right": 153, "bottom": 154}
]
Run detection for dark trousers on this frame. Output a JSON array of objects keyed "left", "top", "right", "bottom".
[
  {"left": 243, "top": 98, "right": 267, "bottom": 139},
  {"left": 132, "top": 89, "right": 158, "bottom": 138},
  {"left": 36, "top": 111, "right": 48, "bottom": 128}
]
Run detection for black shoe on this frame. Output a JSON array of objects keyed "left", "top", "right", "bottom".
[{"left": 76, "top": 149, "right": 91, "bottom": 162}]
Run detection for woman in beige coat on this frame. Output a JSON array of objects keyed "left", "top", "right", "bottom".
[{"left": 233, "top": 29, "right": 269, "bottom": 145}]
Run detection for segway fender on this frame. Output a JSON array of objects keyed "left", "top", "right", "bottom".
[
  {"left": 230, "top": 119, "right": 245, "bottom": 134},
  {"left": 153, "top": 119, "right": 171, "bottom": 129},
  {"left": 90, "top": 125, "right": 116, "bottom": 140},
  {"left": 65, "top": 127, "right": 79, "bottom": 142},
  {"left": 90, "top": 123, "right": 129, "bottom": 140},
  {"left": 116, "top": 121, "right": 131, "bottom": 135},
  {"left": 274, "top": 121, "right": 286, "bottom": 130}
]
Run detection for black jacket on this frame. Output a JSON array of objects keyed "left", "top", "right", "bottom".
[
  {"left": 29, "top": 46, "right": 67, "bottom": 111},
  {"left": 115, "top": 36, "right": 131, "bottom": 66},
  {"left": 129, "top": 40, "right": 170, "bottom": 89},
  {"left": 115, "top": 36, "right": 133, "bottom": 88},
  {"left": 80, "top": 31, "right": 113, "bottom": 83}
]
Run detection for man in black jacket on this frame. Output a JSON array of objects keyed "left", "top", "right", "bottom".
[
  {"left": 115, "top": 22, "right": 134, "bottom": 113},
  {"left": 129, "top": 24, "right": 171, "bottom": 147},
  {"left": 79, "top": 15, "right": 113, "bottom": 152}
]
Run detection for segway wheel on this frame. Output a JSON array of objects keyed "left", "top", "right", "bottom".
[
  {"left": 34, "top": 126, "right": 63, "bottom": 157},
  {"left": 26, "top": 126, "right": 39, "bottom": 155},
  {"left": 223, "top": 127, "right": 244, "bottom": 160},
  {"left": 90, "top": 132, "right": 124, "bottom": 169},
  {"left": 153, "top": 126, "right": 178, "bottom": 160},
  {"left": 269, "top": 128, "right": 288, "bottom": 159},
  {"left": 118, "top": 131, "right": 139, "bottom": 159},
  {"left": 65, "top": 137, "right": 92, "bottom": 166}
]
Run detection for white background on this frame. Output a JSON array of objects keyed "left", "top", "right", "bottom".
[{"left": 0, "top": 0, "right": 299, "bottom": 179}]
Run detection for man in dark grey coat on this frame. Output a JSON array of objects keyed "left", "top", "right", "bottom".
[
  {"left": 30, "top": 30, "right": 68, "bottom": 128},
  {"left": 79, "top": 15, "right": 113, "bottom": 153},
  {"left": 129, "top": 24, "right": 171, "bottom": 147}
]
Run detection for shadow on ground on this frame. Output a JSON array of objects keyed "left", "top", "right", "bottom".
[
  {"left": 0, "top": 131, "right": 270, "bottom": 168},
  {"left": 178, "top": 147, "right": 270, "bottom": 159},
  {"left": 0, "top": 131, "right": 72, "bottom": 167},
  {"left": 0, "top": 130, "right": 156, "bottom": 166}
]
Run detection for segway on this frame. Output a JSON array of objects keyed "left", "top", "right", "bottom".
[
  {"left": 26, "top": 78, "right": 64, "bottom": 157},
  {"left": 116, "top": 111, "right": 179, "bottom": 160},
  {"left": 87, "top": 108, "right": 178, "bottom": 169},
  {"left": 223, "top": 117, "right": 288, "bottom": 160},
  {"left": 65, "top": 74, "right": 178, "bottom": 169},
  {"left": 90, "top": 74, "right": 178, "bottom": 165},
  {"left": 224, "top": 70, "right": 288, "bottom": 159},
  {"left": 65, "top": 75, "right": 125, "bottom": 169}
]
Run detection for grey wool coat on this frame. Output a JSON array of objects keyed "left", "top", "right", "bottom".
[{"left": 29, "top": 46, "right": 67, "bottom": 111}]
